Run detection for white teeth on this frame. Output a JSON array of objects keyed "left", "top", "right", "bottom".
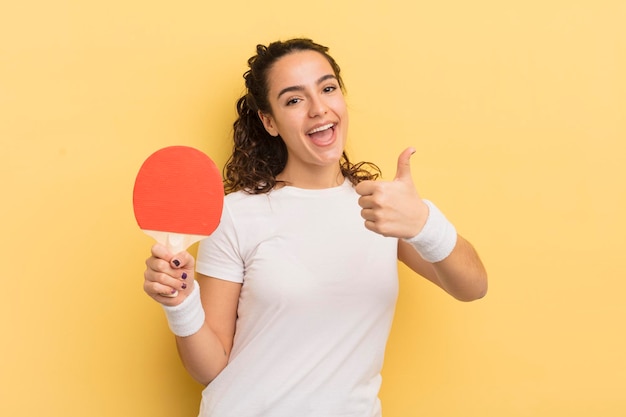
[{"left": 308, "top": 123, "right": 334, "bottom": 134}]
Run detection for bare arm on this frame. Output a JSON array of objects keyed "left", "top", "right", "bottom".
[
  {"left": 144, "top": 244, "right": 241, "bottom": 385},
  {"left": 175, "top": 273, "right": 240, "bottom": 385},
  {"left": 398, "top": 235, "right": 487, "bottom": 301},
  {"left": 357, "top": 147, "right": 487, "bottom": 301}
]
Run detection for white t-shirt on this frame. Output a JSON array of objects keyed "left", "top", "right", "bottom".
[{"left": 196, "top": 179, "right": 399, "bottom": 417}]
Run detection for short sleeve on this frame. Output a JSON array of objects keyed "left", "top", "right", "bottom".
[{"left": 196, "top": 202, "right": 244, "bottom": 283}]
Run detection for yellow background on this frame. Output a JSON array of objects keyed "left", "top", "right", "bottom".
[{"left": 1, "top": 0, "right": 624, "bottom": 416}]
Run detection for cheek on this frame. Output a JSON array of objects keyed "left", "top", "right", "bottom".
[
  {"left": 338, "top": 108, "right": 349, "bottom": 136},
  {"left": 333, "top": 99, "right": 348, "bottom": 122}
]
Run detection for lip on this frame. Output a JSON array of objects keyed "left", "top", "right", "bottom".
[
  {"left": 305, "top": 122, "right": 338, "bottom": 147},
  {"left": 306, "top": 122, "right": 336, "bottom": 135}
]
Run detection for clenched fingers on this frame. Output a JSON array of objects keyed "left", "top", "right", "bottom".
[{"left": 144, "top": 244, "right": 195, "bottom": 304}]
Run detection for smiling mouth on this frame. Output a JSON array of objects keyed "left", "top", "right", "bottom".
[
  {"left": 306, "top": 123, "right": 336, "bottom": 147},
  {"left": 307, "top": 123, "right": 335, "bottom": 135}
]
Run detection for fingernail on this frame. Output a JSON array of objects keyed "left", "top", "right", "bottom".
[
  {"left": 181, "top": 282, "right": 187, "bottom": 290},
  {"left": 171, "top": 288, "right": 178, "bottom": 295},
  {"left": 172, "top": 259, "right": 181, "bottom": 267},
  {"left": 181, "top": 272, "right": 187, "bottom": 280}
]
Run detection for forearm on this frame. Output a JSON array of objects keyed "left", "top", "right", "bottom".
[
  {"left": 161, "top": 280, "right": 234, "bottom": 385},
  {"left": 175, "top": 324, "right": 230, "bottom": 385},
  {"left": 398, "top": 199, "right": 487, "bottom": 301},
  {"left": 144, "top": 247, "right": 238, "bottom": 384},
  {"left": 429, "top": 234, "right": 488, "bottom": 301}
]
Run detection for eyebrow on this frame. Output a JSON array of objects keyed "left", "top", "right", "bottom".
[{"left": 276, "top": 74, "right": 338, "bottom": 100}]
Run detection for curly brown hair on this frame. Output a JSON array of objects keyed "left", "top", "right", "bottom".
[{"left": 223, "top": 38, "right": 380, "bottom": 194}]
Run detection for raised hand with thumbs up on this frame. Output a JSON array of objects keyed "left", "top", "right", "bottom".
[
  {"left": 355, "top": 147, "right": 429, "bottom": 239},
  {"left": 357, "top": 147, "right": 488, "bottom": 301}
]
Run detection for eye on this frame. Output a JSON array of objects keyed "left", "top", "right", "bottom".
[
  {"left": 323, "top": 85, "right": 337, "bottom": 93},
  {"left": 286, "top": 97, "right": 301, "bottom": 106}
]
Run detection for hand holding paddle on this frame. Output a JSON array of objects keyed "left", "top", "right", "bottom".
[{"left": 133, "top": 146, "right": 224, "bottom": 297}]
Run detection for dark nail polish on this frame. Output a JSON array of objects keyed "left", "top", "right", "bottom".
[
  {"left": 181, "top": 272, "right": 187, "bottom": 280},
  {"left": 181, "top": 282, "right": 187, "bottom": 290},
  {"left": 171, "top": 288, "right": 178, "bottom": 294},
  {"left": 172, "top": 259, "right": 181, "bottom": 267}
]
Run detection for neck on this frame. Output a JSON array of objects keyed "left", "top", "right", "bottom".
[{"left": 276, "top": 165, "right": 344, "bottom": 189}]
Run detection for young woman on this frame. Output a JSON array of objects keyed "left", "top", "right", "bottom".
[{"left": 143, "top": 38, "right": 487, "bottom": 417}]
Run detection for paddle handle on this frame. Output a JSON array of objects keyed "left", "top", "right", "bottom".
[{"left": 142, "top": 230, "right": 208, "bottom": 253}]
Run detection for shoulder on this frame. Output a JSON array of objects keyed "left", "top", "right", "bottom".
[
  {"left": 221, "top": 190, "right": 275, "bottom": 224},
  {"left": 223, "top": 189, "right": 271, "bottom": 207}
]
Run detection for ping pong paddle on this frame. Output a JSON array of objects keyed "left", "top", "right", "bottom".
[{"left": 133, "top": 146, "right": 224, "bottom": 296}]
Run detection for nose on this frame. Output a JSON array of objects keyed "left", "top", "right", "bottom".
[{"left": 308, "top": 94, "right": 328, "bottom": 118}]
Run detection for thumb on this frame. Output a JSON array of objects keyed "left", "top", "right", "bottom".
[{"left": 394, "top": 147, "right": 416, "bottom": 181}]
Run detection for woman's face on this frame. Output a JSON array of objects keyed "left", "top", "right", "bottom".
[{"left": 259, "top": 50, "right": 348, "bottom": 183}]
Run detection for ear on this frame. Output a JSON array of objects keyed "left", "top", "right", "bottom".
[{"left": 258, "top": 111, "right": 279, "bottom": 137}]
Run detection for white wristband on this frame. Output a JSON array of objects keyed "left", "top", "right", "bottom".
[
  {"left": 162, "top": 281, "right": 205, "bottom": 337},
  {"left": 403, "top": 200, "right": 457, "bottom": 263}
]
